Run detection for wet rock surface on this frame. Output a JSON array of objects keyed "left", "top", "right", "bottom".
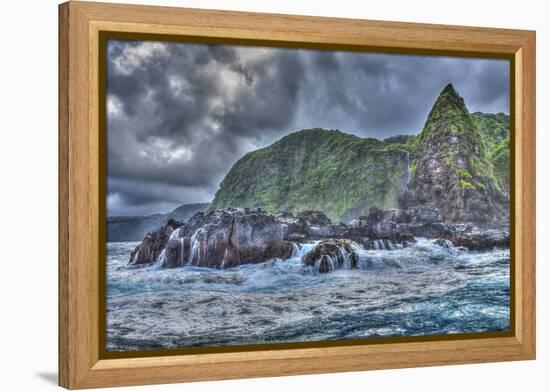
[
  {"left": 302, "top": 239, "right": 359, "bottom": 273},
  {"left": 451, "top": 227, "right": 510, "bottom": 251},
  {"left": 129, "top": 219, "right": 185, "bottom": 266},
  {"left": 129, "top": 205, "right": 509, "bottom": 269}
]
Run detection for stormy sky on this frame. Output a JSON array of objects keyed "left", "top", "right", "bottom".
[{"left": 106, "top": 39, "right": 510, "bottom": 216}]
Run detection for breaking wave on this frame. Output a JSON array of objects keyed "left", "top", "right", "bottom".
[{"left": 106, "top": 239, "right": 510, "bottom": 351}]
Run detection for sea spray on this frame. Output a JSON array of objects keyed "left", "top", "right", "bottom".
[
  {"left": 169, "top": 227, "right": 181, "bottom": 240},
  {"left": 106, "top": 240, "right": 510, "bottom": 352}
]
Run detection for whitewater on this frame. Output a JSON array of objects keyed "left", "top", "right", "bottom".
[{"left": 106, "top": 238, "right": 510, "bottom": 352}]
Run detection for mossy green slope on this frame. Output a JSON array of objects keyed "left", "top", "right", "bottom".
[
  {"left": 471, "top": 112, "right": 509, "bottom": 152},
  {"left": 208, "top": 128, "right": 410, "bottom": 223},
  {"left": 471, "top": 112, "right": 510, "bottom": 195},
  {"left": 208, "top": 84, "right": 510, "bottom": 224}
]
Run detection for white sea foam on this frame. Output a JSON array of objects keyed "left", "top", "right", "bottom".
[
  {"left": 169, "top": 227, "right": 181, "bottom": 240},
  {"left": 105, "top": 240, "right": 510, "bottom": 352}
]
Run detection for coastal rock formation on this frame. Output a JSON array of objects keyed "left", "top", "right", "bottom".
[
  {"left": 129, "top": 219, "right": 185, "bottom": 265},
  {"left": 161, "top": 208, "right": 295, "bottom": 269},
  {"left": 451, "top": 227, "right": 510, "bottom": 251},
  {"left": 129, "top": 204, "right": 509, "bottom": 270},
  {"left": 402, "top": 84, "right": 509, "bottom": 222},
  {"left": 206, "top": 86, "right": 509, "bottom": 225},
  {"left": 302, "top": 239, "right": 359, "bottom": 273}
]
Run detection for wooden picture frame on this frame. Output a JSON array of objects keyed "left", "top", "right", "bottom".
[{"left": 59, "top": 1, "right": 536, "bottom": 389}]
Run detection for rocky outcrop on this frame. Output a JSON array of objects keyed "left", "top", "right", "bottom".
[
  {"left": 451, "top": 227, "right": 509, "bottom": 251},
  {"left": 129, "top": 219, "right": 185, "bottom": 265},
  {"left": 129, "top": 205, "right": 509, "bottom": 270},
  {"left": 159, "top": 208, "right": 296, "bottom": 269},
  {"left": 130, "top": 207, "right": 409, "bottom": 269},
  {"left": 302, "top": 239, "right": 359, "bottom": 273},
  {"left": 297, "top": 211, "right": 334, "bottom": 238}
]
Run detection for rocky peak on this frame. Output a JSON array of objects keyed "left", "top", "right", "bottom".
[
  {"left": 402, "top": 84, "right": 508, "bottom": 222},
  {"left": 418, "top": 83, "right": 479, "bottom": 153},
  {"left": 433, "top": 83, "right": 463, "bottom": 109}
]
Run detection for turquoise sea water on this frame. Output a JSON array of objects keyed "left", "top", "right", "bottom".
[{"left": 106, "top": 239, "right": 510, "bottom": 352}]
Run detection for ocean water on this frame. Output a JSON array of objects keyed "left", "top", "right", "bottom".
[{"left": 106, "top": 239, "right": 510, "bottom": 352}]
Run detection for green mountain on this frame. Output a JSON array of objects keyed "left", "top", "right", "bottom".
[
  {"left": 208, "top": 129, "right": 412, "bottom": 223},
  {"left": 209, "top": 84, "right": 509, "bottom": 223},
  {"left": 403, "top": 84, "right": 508, "bottom": 221}
]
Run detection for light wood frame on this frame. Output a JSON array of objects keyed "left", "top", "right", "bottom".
[{"left": 59, "top": 1, "right": 536, "bottom": 389}]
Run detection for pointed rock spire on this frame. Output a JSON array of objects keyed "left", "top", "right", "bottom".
[
  {"left": 402, "top": 84, "right": 508, "bottom": 222},
  {"left": 442, "top": 82, "right": 458, "bottom": 94}
]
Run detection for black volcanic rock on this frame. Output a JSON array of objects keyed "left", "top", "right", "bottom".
[
  {"left": 451, "top": 227, "right": 509, "bottom": 250},
  {"left": 298, "top": 211, "right": 333, "bottom": 226},
  {"left": 160, "top": 208, "right": 295, "bottom": 269},
  {"left": 302, "top": 239, "right": 359, "bottom": 273},
  {"left": 297, "top": 210, "right": 335, "bottom": 238},
  {"left": 129, "top": 204, "right": 509, "bottom": 270},
  {"left": 129, "top": 219, "right": 185, "bottom": 265},
  {"left": 406, "top": 222, "right": 456, "bottom": 239}
]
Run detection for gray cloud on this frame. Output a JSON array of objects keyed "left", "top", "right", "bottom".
[{"left": 106, "top": 39, "right": 509, "bottom": 216}]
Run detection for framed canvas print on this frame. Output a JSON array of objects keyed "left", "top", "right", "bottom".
[{"left": 59, "top": 1, "right": 536, "bottom": 389}]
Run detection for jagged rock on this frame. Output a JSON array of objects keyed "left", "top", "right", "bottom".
[
  {"left": 434, "top": 239, "right": 454, "bottom": 249},
  {"left": 160, "top": 239, "right": 186, "bottom": 268},
  {"left": 298, "top": 210, "right": 332, "bottom": 225},
  {"left": 413, "top": 206, "right": 442, "bottom": 223},
  {"left": 129, "top": 219, "right": 186, "bottom": 265},
  {"left": 160, "top": 208, "right": 295, "bottom": 269},
  {"left": 402, "top": 84, "right": 509, "bottom": 223},
  {"left": 344, "top": 207, "right": 414, "bottom": 241},
  {"left": 302, "top": 239, "right": 358, "bottom": 273},
  {"left": 406, "top": 222, "right": 456, "bottom": 239},
  {"left": 129, "top": 204, "right": 508, "bottom": 270},
  {"left": 297, "top": 210, "right": 334, "bottom": 238},
  {"left": 451, "top": 228, "right": 509, "bottom": 250}
]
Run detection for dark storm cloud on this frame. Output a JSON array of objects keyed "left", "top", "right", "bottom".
[{"left": 106, "top": 39, "right": 509, "bottom": 216}]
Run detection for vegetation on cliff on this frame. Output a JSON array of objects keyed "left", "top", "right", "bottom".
[
  {"left": 471, "top": 112, "right": 510, "bottom": 195},
  {"left": 404, "top": 84, "right": 508, "bottom": 221},
  {"left": 208, "top": 84, "right": 510, "bottom": 223},
  {"left": 208, "top": 129, "right": 410, "bottom": 223}
]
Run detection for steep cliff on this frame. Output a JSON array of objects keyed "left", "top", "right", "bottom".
[
  {"left": 208, "top": 129, "right": 412, "bottom": 223},
  {"left": 208, "top": 84, "right": 509, "bottom": 223},
  {"left": 402, "top": 84, "right": 508, "bottom": 222}
]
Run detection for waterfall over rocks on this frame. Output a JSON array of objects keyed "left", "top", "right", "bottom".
[
  {"left": 302, "top": 239, "right": 360, "bottom": 273},
  {"left": 405, "top": 152, "right": 411, "bottom": 187},
  {"left": 128, "top": 206, "right": 509, "bottom": 272}
]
